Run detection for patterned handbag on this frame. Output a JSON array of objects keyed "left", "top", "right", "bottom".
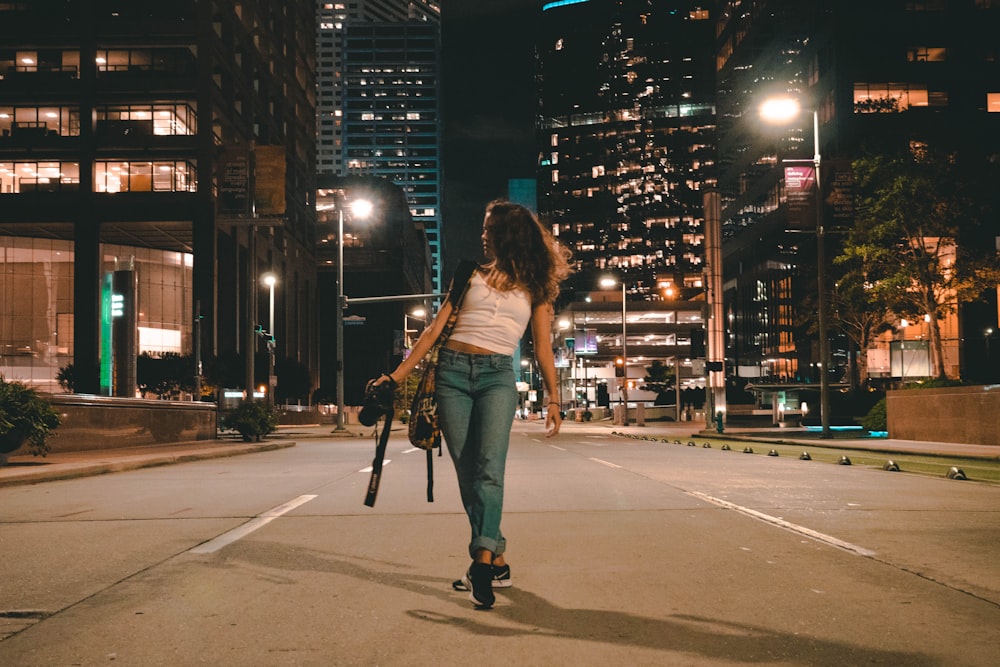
[{"left": 408, "top": 261, "right": 477, "bottom": 451}]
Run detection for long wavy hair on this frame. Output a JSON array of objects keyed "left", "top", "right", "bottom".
[{"left": 480, "top": 200, "right": 572, "bottom": 305}]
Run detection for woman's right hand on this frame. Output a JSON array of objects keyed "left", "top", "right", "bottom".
[{"left": 374, "top": 373, "right": 398, "bottom": 387}]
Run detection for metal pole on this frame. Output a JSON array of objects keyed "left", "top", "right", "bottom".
[
  {"left": 814, "top": 109, "right": 831, "bottom": 438},
  {"left": 335, "top": 208, "right": 347, "bottom": 431},
  {"left": 194, "top": 300, "right": 201, "bottom": 401},
  {"left": 675, "top": 357, "right": 682, "bottom": 422},
  {"left": 245, "top": 226, "right": 256, "bottom": 399},
  {"left": 621, "top": 282, "right": 629, "bottom": 426},
  {"left": 268, "top": 279, "right": 275, "bottom": 408}
]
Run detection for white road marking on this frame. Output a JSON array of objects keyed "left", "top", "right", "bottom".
[
  {"left": 402, "top": 447, "right": 421, "bottom": 453},
  {"left": 359, "top": 460, "right": 391, "bottom": 473},
  {"left": 549, "top": 444, "right": 566, "bottom": 451},
  {"left": 590, "top": 457, "right": 623, "bottom": 469},
  {"left": 687, "top": 491, "right": 876, "bottom": 557},
  {"left": 189, "top": 495, "right": 318, "bottom": 554}
]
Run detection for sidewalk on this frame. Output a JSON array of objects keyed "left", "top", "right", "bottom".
[
  {"left": 1, "top": 419, "right": 996, "bottom": 490},
  {"left": 0, "top": 436, "right": 298, "bottom": 489},
  {"left": 591, "top": 418, "right": 1000, "bottom": 461}
]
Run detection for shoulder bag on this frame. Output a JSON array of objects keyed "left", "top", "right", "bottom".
[{"left": 408, "top": 260, "right": 477, "bottom": 454}]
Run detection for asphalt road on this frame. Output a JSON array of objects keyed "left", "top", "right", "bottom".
[{"left": 1, "top": 423, "right": 998, "bottom": 666}]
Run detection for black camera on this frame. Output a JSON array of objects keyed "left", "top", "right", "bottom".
[{"left": 358, "top": 376, "right": 396, "bottom": 426}]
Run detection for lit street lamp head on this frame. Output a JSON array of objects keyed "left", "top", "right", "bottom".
[
  {"left": 350, "top": 198, "right": 374, "bottom": 219},
  {"left": 760, "top": 96, "right": 801, "bottom": 123}
]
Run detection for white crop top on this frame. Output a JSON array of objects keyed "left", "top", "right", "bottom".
[{"left": 448, "top": 272, "right": 532, "bottom": 355}]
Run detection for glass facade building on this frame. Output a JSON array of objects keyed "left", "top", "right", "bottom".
[
  {"left": 0, "top": 1, "right": 318, "bottom": 397},
  {"left": 715, "top": 0, "right": 1000, "bottom": 386},
  {"left": 536, "top": 1, "right": 717, "bottom": 389},
  {"left": 316, "top": 1, "right": 443, "bottom": 293}
]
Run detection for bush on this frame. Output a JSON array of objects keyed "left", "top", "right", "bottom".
[
  {"left": 222, "top": 400, "right": 278, "bottom": 441},
  {"left": 0, "top": 377, "right": 61, "bottom": 458},
  {"left": 861, "top": 397, "right": 887, "bottom": 432}
]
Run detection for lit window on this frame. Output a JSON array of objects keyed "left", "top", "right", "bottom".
[
  {"left": 907, "top": 46, "right": 947, "bottom": 61},
  {"left": 988, "top": 93, "right": 1000, "bottom": 112}
]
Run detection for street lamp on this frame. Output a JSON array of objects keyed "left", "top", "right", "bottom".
[
  {"left": 401, "top": 307, "right": 427, "bottom": 410},
  {"left": 520, "top": 358, "right": 534, "bottom": 415},
  {"left": 760, "top": 96, "right": 831, "bottom": 438},
  {"left": 404, "top": 307, "right": 427, "bottom": 351},
  {"left": 600, "top": 276, "right": 628, "bottom": 426},
  {"left": 261, "top": 272, "right": 277, "bottom": 407},
  {"left": 985, "top": 327, "right": 994, "bottom": 376},
  {"left": 335, "top": 198, "right": 373, "bottom": 432}
]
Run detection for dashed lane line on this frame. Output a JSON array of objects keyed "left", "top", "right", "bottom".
[
  {"left": 687, "top": 490, "right": 877, "bottom": 557},
  {"left": 189, "top": 495, "right": 318, "bottom": 554},
  {"left": 359, "top": 460, "right": 391, "bottom": 473}
]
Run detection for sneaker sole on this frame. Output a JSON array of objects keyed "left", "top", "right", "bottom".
[
  {"left": 452, "top": 574, "right": 512, "bottom": 591},
  {"left": 469, "top": 590, "right": 494, "bottom": 608}
]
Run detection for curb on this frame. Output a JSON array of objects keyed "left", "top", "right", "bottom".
[{"left": 0, "top": 441, "right": 296, "bottom": 489}]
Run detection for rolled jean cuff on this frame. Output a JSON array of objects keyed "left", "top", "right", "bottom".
[{"left": 470, "top": 536, "right": 505, "bottom": 559}]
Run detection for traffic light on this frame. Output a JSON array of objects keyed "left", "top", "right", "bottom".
[{"left": 615, "top": 357, "right": 624, "bottom": 377}]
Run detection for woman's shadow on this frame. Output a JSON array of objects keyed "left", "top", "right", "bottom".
[{"left": 223, "top": 542, "right": 939, "bottom": 666}]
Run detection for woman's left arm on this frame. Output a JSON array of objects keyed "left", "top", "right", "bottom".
[{"left": 530, "top": 302, "right": 562, "bottom": 437}]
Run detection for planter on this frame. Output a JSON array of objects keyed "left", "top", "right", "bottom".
[
  {"left": 0, "top": 378, "right": 61, "bottom": 463},
  {"left": 221, "top": 399, "right": 278, "bottom": 441}
]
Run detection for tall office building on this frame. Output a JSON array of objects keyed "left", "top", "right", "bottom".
[
  {"left": 536, "top": 1, "right": 717, "bottom": 393},
  {"left": 715, "top": 0, "right": 1000, "bottom": 386},
  {"left": 316, "top": 1, "right": 443, "bottom": 293},
  {"left": 0, "top": 1, "right": 318, "bottom": 396},
  {"left": 536, "top": 1, "right": 717, "bottom": 302}
]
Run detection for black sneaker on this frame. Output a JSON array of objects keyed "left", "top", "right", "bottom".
[
  {"left": 452, "top": 563, "right": 512, "bottom": 591},
  {"left": 467, "top": 562, "right": 495, "bottom": 608}
]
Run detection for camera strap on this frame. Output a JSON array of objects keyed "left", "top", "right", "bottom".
[{"left": 363, "top": 410, "right": 393, "bottom": 507}]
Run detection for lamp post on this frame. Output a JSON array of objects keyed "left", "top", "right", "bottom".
[
  {"left": 335, "top": 198, "right": 373, "bottom": 432},
  {"left": 404, "top": 307, "right": 426, "bottom": 351},
  {"left": 401, "top": 307, "right": 426, "bottom": 410},
  {"left": 986, "top": 327, "right": 994, "bottom": 362},
  {"left": 760, "top": 96, "right": 831, "bottom": 438},
  {"left": 262, "top": 272, "right": 277, "bottom": 407},
  {"left": 600, "top": 277, "right": 628, "bottom": 426}
]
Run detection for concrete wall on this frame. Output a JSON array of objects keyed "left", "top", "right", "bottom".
[
  {"left": 887, "top": 385, "right": 1000, "bottom": 446},
  {"left": 46, "top": 395, "right": 217, "bottom": 452}
]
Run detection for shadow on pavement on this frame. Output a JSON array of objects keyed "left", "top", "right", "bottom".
[{"left": 220, "top": 541, "right": 940, "bottom": 666}]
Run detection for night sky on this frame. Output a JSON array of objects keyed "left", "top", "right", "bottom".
[{"left": 440, "top": 0, "right": 540, "bottom": 274}]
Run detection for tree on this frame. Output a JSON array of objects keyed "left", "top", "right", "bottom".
[
  {"left": 831, "top": 243, "right": 895, "bottom": 387},
  {"left": 136, "top": 353, "right": 197, "bottom": 399},
  {"left": 641, "top": 360, "right": 676, "bottom": 405},
  {"left": 849, "top": 148, "right": 1000, "bottom": 379},
  {"left": 56, "top": 364, "right": 76, "bottom": 393}
]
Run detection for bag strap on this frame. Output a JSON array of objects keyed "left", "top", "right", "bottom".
[
  {"left": 363, "top": 409, "right": 394, "bottom": 507},
  {"left": 420, "top": 260, "right": 477, "bottom": 503},
  {"left": 436, "top": 260, "right": 477, "bottom": 346}
]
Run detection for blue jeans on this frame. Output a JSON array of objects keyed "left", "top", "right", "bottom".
[{"left": 436, "top": 347, "right": 518, "bottom": 559}]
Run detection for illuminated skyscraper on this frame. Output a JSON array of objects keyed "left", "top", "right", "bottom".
[
  {"left": 0, "top": 1, "right": 318, "bottom": 396},
  {"left": 536, "top": 1, "right": 717, "bottom": 302},
  {"left": 716, "top": 0, "right": 1000, "bottom": 386},
  {"left": 316, "top": 1, "right": 443, "bottom": 292}
]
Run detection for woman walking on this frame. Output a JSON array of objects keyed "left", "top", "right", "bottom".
[{"left": 377, "top": 199, "right": 571, "bottom": 608}]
